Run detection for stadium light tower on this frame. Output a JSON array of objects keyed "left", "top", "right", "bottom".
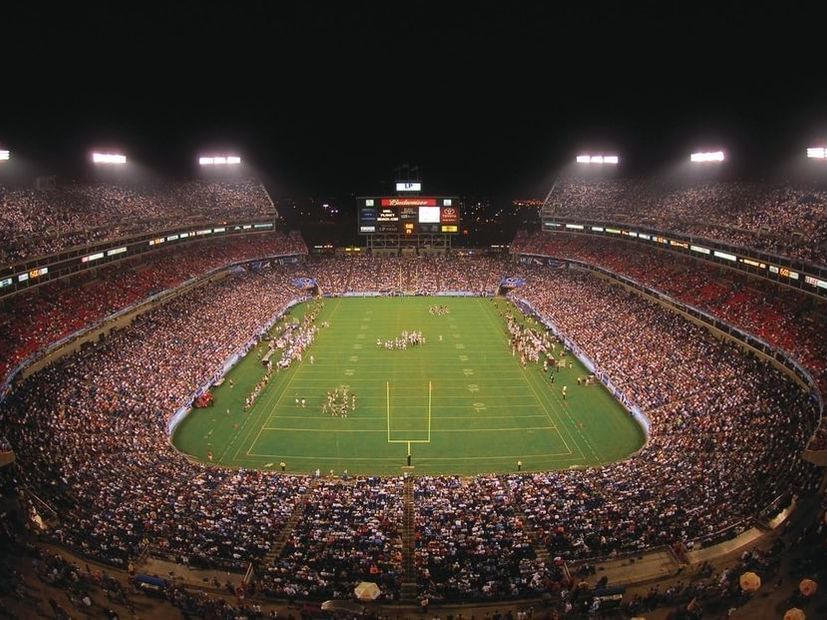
[
  {"left": 0, "top": 149, "right": 9, "bottom": 161},
  {"left": 690, "top": 151, "right": 725, "bottom": 163},
  {"left": 576, "top": 154, "right": 619, "bottom": 164},
  {"left": 807, "top": 147, "right": 826, "bottom": 159},
  {"left": 92, "top": 152, "right": 127, "bottom": 164}
]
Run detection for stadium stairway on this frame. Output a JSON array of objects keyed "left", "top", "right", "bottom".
[
  {"left": 259, "top": 479, "right": 317, "bottom": 568},
  {"left": 400, "top": 476, "right": 418, "bottom": 602},
  {"left": 498, "top": 475, "right": 550, "bottom": 564}
]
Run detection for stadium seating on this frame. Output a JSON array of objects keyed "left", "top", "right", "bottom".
[
  {"left": 512, "top": 230, "right": 827, "bottom": 450},
  {"left": 0, "top": 254, "right": 820, "bottom": 604},
  {"left": 0, "top": 180, "right": 276, "bottom": 265},
  {"left": 541, "top": 178, "right": 827, "bottom": 267}
]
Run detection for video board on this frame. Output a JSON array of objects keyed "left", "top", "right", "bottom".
[{"left": 358, "top": 196, "right": 460, "bottom": 234}]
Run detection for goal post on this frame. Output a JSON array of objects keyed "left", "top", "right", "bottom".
[{"left": 386, "top": 380, "right": 432, "bottom": 444}]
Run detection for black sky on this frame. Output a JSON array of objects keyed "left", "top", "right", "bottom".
[{"left": 2, "top": 1, "right": 825, "bottom": 198}]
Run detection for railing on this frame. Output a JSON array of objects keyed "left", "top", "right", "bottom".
[
  {"left": 0, "top": 219, "right": 283, "bottom": 299},
  {"left": 22, "top": 485, "right": 59, "bottom": 519},
  {"left": 0, "top": 213, "right": 278, "bottom": 271}
]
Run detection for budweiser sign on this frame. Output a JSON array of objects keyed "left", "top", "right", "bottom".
[{"left": 380, "top": 197, "right": 437, "bottom": 207}]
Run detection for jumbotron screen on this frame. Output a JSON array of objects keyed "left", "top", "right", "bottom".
[{"left": 358, "top": 196, "right": 460, "bottom": 234}]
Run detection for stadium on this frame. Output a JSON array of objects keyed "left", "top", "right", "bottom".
[
  {"left": 2, "top": 4, "right": 827, "bottom": 620},
  {"left": 1, "top": 161, "right": 826, "bottom": 618}
]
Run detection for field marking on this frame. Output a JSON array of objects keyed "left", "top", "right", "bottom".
[
  {"left": 475, "top": 300, "right": 564, "bottom": 435},
  {"left": 476, "top": 297, "right": 576, "bottom": 457},
  {"left": 387, "top": 380, "right": 432, "bottom": 444},
  {"left": 217, "top": 346, "right": 299, "bottom": 464},
  {"left": 277, "top": 367, "right": 530, "bottom": 374},
  {"left": 263, "top": 392, "right": 544, "bottom": 401},
  {"left": 271, "top": 414, "right": 549, "bottom": 420},
  {"left": 243, "top": 297, "right": 345, "bottom": 458},
  {"left": 313, "top": 346, "right": 502, "bottom": 353},
  {"left": 242, "top": 451, "right": 581, "bottom": 461},
  {"left": 483, "top": 299, "right": 601, "bottom": 464},
  {"left": 261, "top": 426, "right": 560, "bottom": 433},
  {"left": 494, "top": 298, "right": 607, "bottom": 465},
  {"left": 534, "top": 368, "right": 605, "bottom": 465},
  {"left": 216, "top": 296, "right": 609, "bottom": 470}
]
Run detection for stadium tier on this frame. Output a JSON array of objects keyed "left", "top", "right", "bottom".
[
  {"left": 0, "top": 179, "right": 276, "bottom": 265},
  {"left": 0, "top": 231, "right": 307, "bottom": 381},
  {"left": 541, "top": 178, "right": 827, "bottom": 268}
]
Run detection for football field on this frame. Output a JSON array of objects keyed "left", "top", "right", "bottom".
[{"left": 173, "top": 296, "right": 645, "bottom": 475}]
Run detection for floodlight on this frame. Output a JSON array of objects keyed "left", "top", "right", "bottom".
[
  {"left": 0, "top": 150, "right": 9, "bottom": 161},
  {"left": 576, "top": 154, "right": 619, "bottom": 164},
  {"left": 199, "top": 154, "right": 242, "bottom": 165},
  {"left": 807, "top": 147, "right": 826, "bottom": 159},
  {"left": 92, "top": 152, "right": 127, "bottom": 164},
  {"left": 690, "top": 151, "right": 725, "bottom": 163}
]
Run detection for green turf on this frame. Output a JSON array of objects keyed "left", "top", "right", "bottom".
[{"left": 172, "top": 296, "right": 645, "bottom": 475}]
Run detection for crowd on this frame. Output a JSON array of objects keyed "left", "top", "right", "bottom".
[
  {"left": 0, "top": 231, "right": 306, "bottom": 382},
  {"left": 306, "top": 255, "right": 507, "bottom": 296},
  {"left": 0, "top": 248, "right": 822, "bottom": 605},
  {"left": 0, "top": 267, "right": 307, "bottom": 569},
  {"left": 542, "top": 177, "right": 827, "bottom": 266},
  {"left": 416, "top": 476, "right": 557, "bottom": 601},
  {"left": 260, "top": 477, "right": 404, "bottom": 601},
  {"left": 0, "top": 179, "right": 277, "bottom": 265},
  {"left": 619, "top": 496, "right": 827, "bottom": 618},
  {"left": 0, "top": 540, "right": 282, "bottom": 619},
  {"left": 512, "top": 230, "right": 827, "bottom": 450},
  {"left": 508, "top": 269, "right": 821, "bottom": 557}
]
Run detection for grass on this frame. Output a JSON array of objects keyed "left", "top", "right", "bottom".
[{"left": 172, "top": 296, "right": 645, "bottom": 475}]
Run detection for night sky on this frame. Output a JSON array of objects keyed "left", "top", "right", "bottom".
[{"left": 3, "top": 1, "right": 826, "bottom": 198}]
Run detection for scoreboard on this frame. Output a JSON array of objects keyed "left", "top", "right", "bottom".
[{"left": 358, "top": 196, "right": 460, "bottom": 235}]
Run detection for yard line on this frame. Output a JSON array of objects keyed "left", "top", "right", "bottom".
[
  {"left": 244, "top": 297, "right": 344, "bottom": 457},
  {"left": 261, "top": 426, "right": 558, "bottom": 433},
  {"left": 476, "top": 298, "right": 578, "bottom": 458}
]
